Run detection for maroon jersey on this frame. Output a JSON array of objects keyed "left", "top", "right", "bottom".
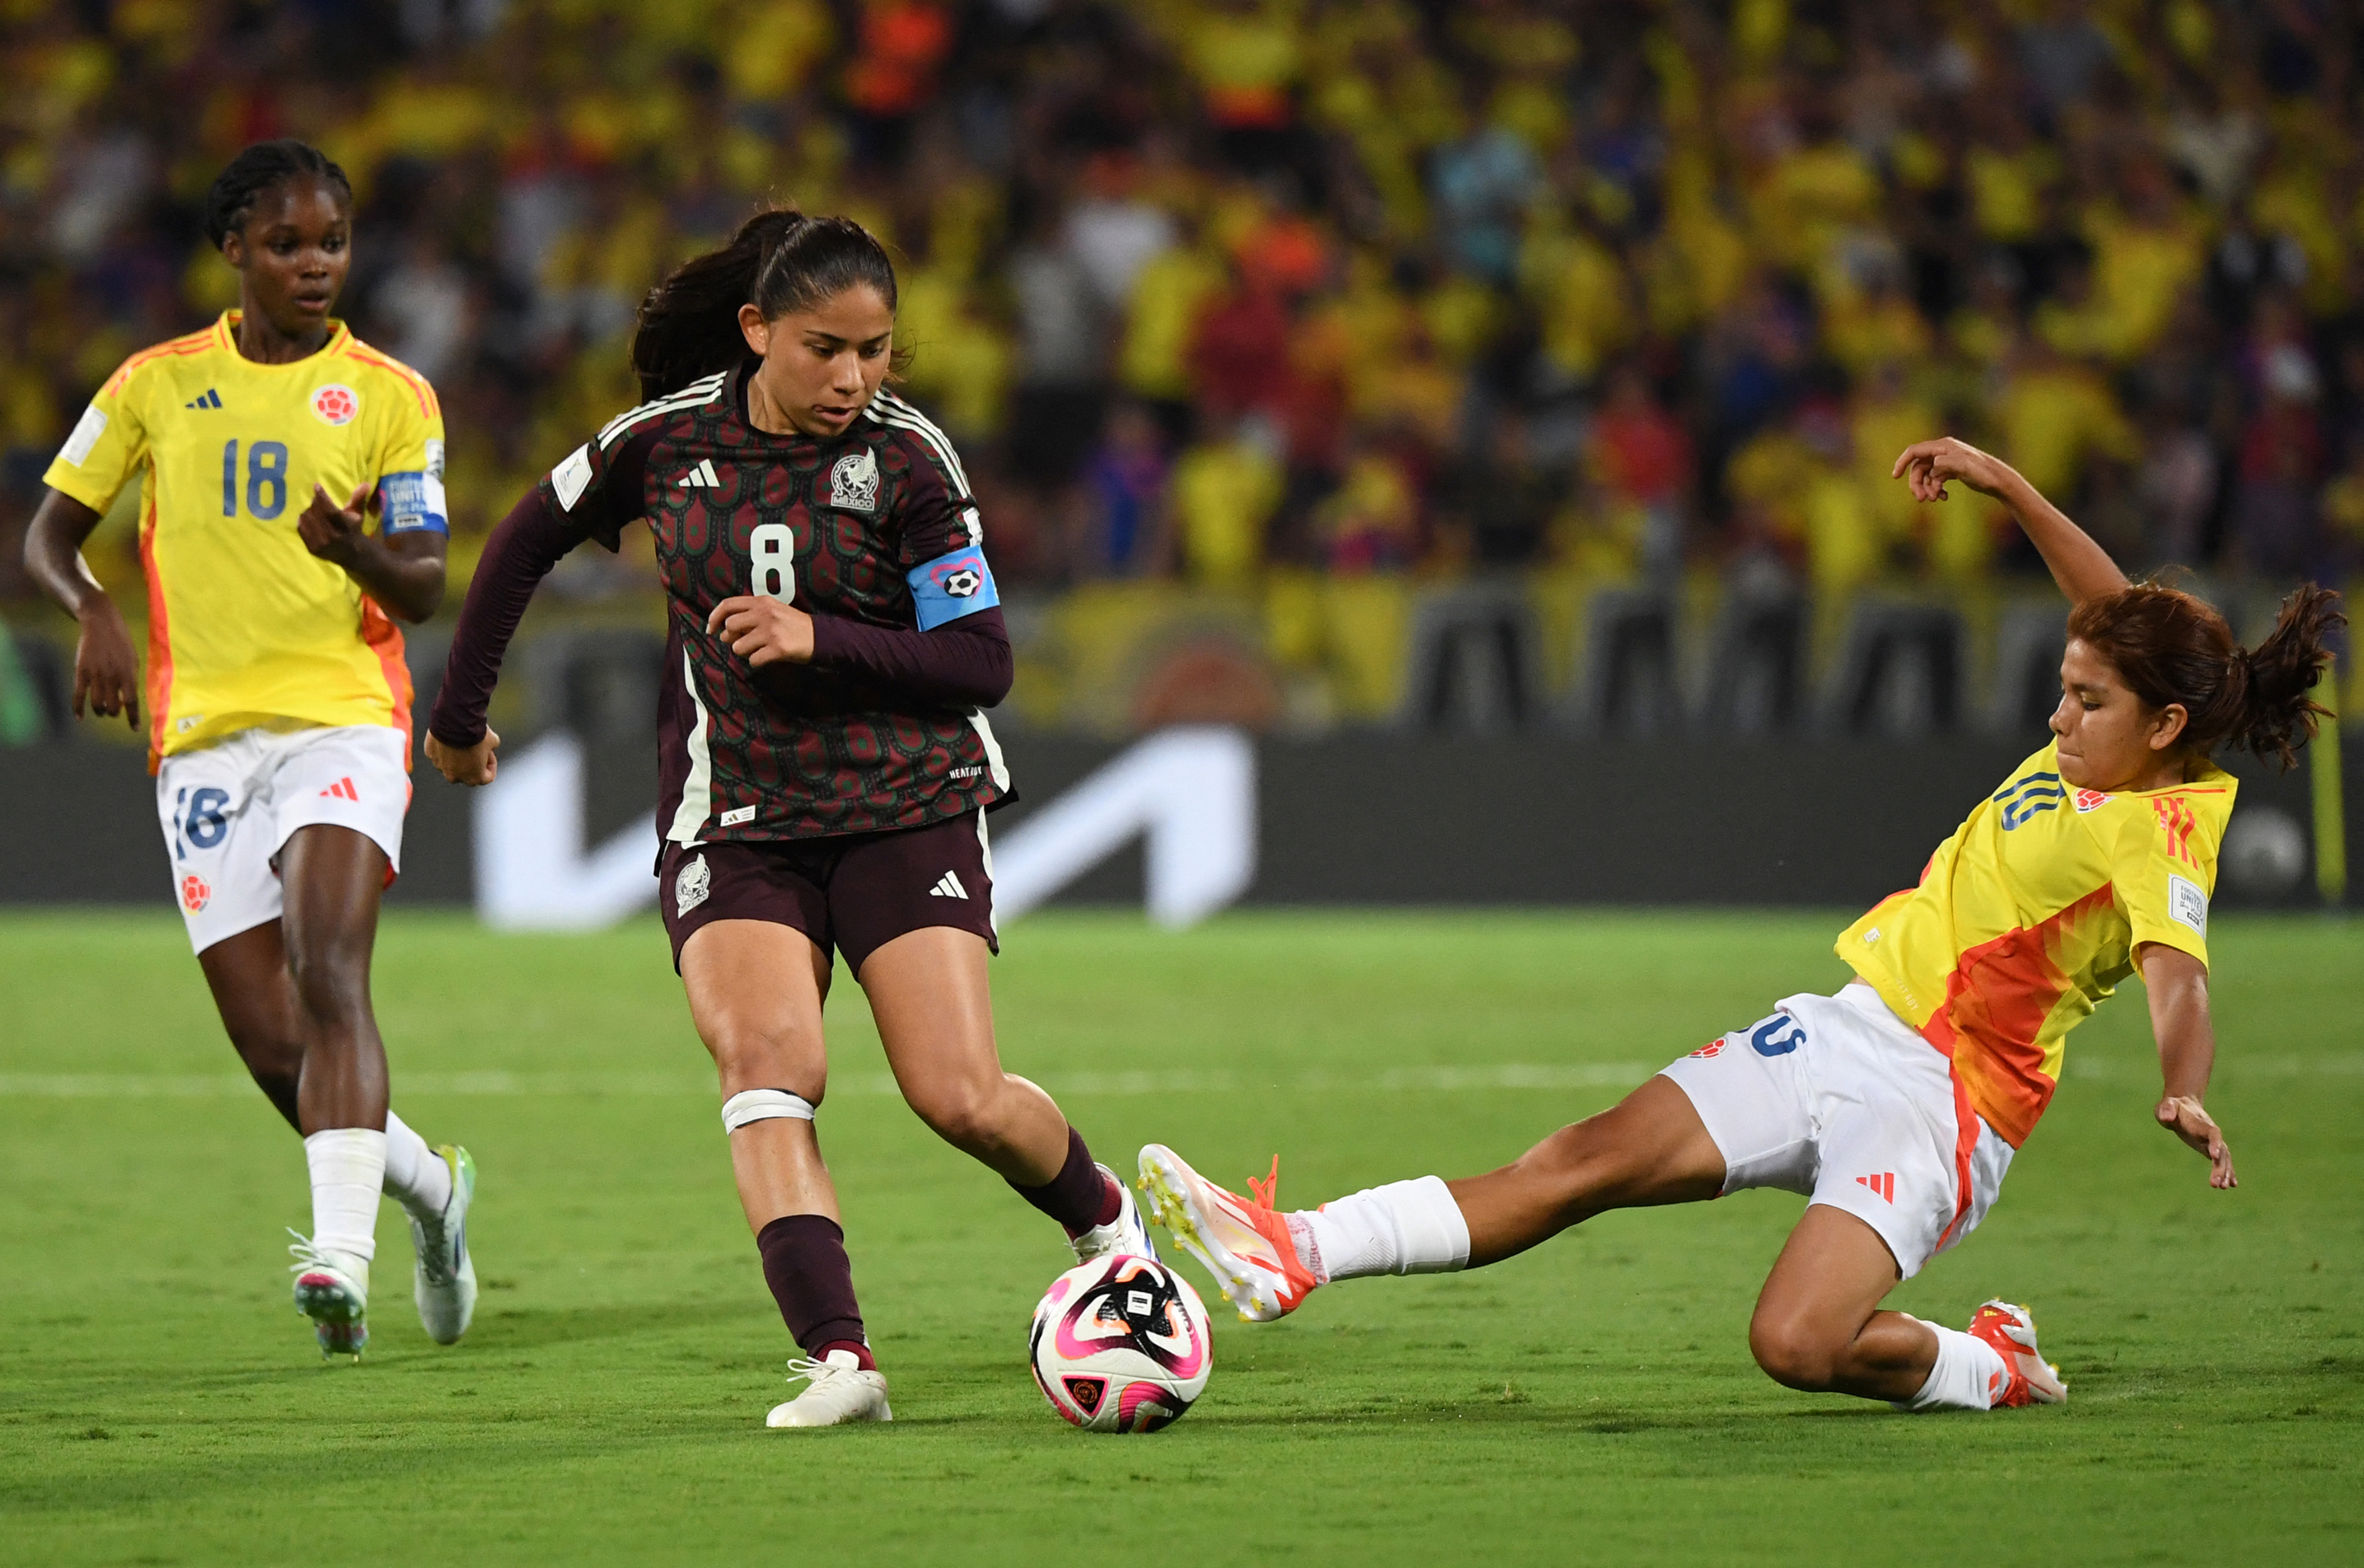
[{"left": 545, "top": 368, "right": 1010, "bottom": 843}]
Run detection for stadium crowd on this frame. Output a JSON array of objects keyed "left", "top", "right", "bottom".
[{"left": 2, "top": 2, "right": 2360, "bottom": 659}]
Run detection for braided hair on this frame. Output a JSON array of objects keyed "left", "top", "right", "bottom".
[{"left": 202, "top": 139, "right": 353, "bottom": 250}]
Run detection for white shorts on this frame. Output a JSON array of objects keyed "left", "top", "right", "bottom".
[
  {"left": 154, "top": 724, "right": 411, "bottom": 954},
  {"left": 1658, "top": 982, "right": 2012, "bottom": 1280}
]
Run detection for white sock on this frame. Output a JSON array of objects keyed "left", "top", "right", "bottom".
[
  {"left": 304, "top": 1128, "right": 386, "bottom": 1264},
  {"left": 1894, "top": 1318, "right": 2007, "bottom": 1411},
  {"left": 379, "top": 1109, "right": 452, "bottom": 1218},
  {"left": 1299, "top": 1176, "right": 1471, "bottom": 1281}
]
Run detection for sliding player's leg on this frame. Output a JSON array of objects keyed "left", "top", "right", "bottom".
[
  {"left": 856, "top": 925, "right": 1154, "bottom": 1263},
  {"left": 678, "top": 916, "right": 887, "bottom": 1428},
  {"left": 1139, "top": 1074, "right": 1725, "bottom": 1320},
  {"left": 198, "top": 916, "right": 471, "bottom": 1346},
  {"left": 1747, "top": 1204, "right": 2059, "bottom": 1409}
]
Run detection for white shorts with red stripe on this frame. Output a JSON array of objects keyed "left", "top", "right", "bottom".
[
  {"left": 1658, "top": 981, "right": 2012, "bottom": 1280},
  {"left": 154, "top": 724, "right": 411, "bottom": 955}
]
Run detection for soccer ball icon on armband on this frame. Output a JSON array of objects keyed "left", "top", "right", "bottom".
[{"left": 1029, "top": 1254, "right": 1212, "bottom": 1433}]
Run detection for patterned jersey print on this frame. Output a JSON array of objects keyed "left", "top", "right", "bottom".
[{"left": 542, "top": 370, "right": 1009, "bottom": 844}]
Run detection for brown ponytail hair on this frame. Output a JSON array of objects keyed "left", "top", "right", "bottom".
[
  {"left": 630, "top": 207, "right": 900, "bottom": 401},
  {"left": 2067, "top": 581, "right": 2346, "bottom": 771}
]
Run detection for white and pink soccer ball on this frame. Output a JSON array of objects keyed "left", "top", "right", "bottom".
[{"left": 1029, "top": 1253, "right": 1211, "bottom": 1433}]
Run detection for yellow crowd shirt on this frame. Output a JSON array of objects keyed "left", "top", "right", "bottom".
[
  {"left": 42, "top": 312, "right": 446, "bottom": 769},
  {"left": 1838, "top": 741, "right": 2235, "bottom": 1149}
]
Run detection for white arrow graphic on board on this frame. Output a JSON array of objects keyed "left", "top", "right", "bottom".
[
  {"left": 473, "top": 733, "right": 658, "bottom": 931},
  {"left": 471, "top": 725, "right": 1257, "bottom": 933}
]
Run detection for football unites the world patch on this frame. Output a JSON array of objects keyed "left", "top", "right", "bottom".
[{"left": 379, "top": 470, "right": 449, "bottom": 535}]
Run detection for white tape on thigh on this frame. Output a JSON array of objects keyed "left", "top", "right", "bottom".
[{"left": 720, "top": 1088, "right": 816, "bottom": 1134}]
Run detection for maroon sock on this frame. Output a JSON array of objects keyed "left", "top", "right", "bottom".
[
  {"left": 1010, "top": 1126, "right": 1123, "bottom": 1237},
  {"left": 755, "top": 1215, "right": 869, "bottom": 1363}
]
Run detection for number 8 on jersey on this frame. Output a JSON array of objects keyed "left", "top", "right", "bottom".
[{"left": 751, "top": 521, "right": 795, "bottom": 601}]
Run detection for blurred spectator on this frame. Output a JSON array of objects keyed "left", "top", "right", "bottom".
[
  {"left": 2233, "top": 344, "right": 2328, "bottom": 579},
  {"left": 1171, "top": 414, "right": 1284, "bottom": 589},
  {"left": 1078, "top": 400, "right": 1171, "bottom": 578},
  {"left": 0, "top": 0, "right": 2357, "bottom": 630},
  {"left": 1314, "top": 438, "right": 1418, "bottom": 574},
  {"left": 1007, "top": 201, "right": 1108, "bottom": 489}
]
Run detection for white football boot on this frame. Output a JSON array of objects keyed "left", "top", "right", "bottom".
[
  {"left": 766, "top": 1349, "right": 893, "bottom": 1428},
  {"left": 287, "top": 1233, "right": 369, "bottom": 1361},
  {"left": 409, "top": 1144, "right": 478, "bottom": 1345},
  {"left": 1137, "top": 1144, "right": 1321, "bottom": 1322},
  {"left": 1068, "top": 1162, "right": 1160, "bottom": 1265}
]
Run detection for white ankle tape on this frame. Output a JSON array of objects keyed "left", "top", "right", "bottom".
[{"left": 721, "top": 1089, "right": 816, "bottom": 1134}]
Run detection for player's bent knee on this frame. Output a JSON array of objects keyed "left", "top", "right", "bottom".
[
  {"left": 1747, "top": 1312, "right": 1842, "bottom": 1392},
  {"left": 905, "top": 1079, "right": 1005, "bottom": 1152}
]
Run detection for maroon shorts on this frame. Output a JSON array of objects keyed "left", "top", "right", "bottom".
[{"left": 657, "top": 810, "right": 999, "bottom": 976}]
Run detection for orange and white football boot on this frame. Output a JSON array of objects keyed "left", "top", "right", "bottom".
[
  {"left": 1967, "top": 1299, "right": 2067, "bottom": 1407},
  {"left": 1136, "top": 1144, "right": 1320, "bottom": 1322}
]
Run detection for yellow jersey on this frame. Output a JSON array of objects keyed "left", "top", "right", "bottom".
[
  {"left": 43, "top": 311, "right": 446, "bottom": 769},
  {"left": 1838, "top": 741, "right": 2235, "bottom": 1148}
]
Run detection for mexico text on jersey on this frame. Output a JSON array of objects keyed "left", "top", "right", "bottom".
[
  {"left": 1837, "top": 740, "right": 2235, "bottom": 1147},
  {"left": 542, "top": 371, "right": 1009, "bottom": 842},
  {"left": 42, "top": 312, "right": 447, "bottom": 770}
]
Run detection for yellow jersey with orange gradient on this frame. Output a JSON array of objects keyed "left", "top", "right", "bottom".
[
  {"left": 42, "top": 311, "right": 445, "bottom": 770},
  {"left": 1837, "top": 741, "right": 2234, "bottom": 1148}
]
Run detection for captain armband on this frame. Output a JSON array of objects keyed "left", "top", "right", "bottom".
[{"left": 906, "top": 546, "right": 1000, "bottom": 630}]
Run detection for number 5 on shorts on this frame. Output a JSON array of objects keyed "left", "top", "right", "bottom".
[{"left": 751, "top": 522, "right": 795, "bottom": 601}]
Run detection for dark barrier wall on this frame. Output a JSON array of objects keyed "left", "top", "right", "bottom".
[{"left": 0, "top": 730, "right": 2348, "bottom": 910}]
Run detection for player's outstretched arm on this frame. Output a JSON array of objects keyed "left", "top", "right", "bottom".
[
  {"left": 1892, "top": 437, "right": 2128, "bottom": 607},
  {"left": 425, "top": 487, "right": 590, "bottom": 785},
  {"left": 21, "top": 486, "right": 140, "bottom": 729},
  {"left": 2138, "top": 943, "right": 2236, "bottom": 1190},
  {"left": 297, "top": 481, "right": 447, "bottom": 622}
]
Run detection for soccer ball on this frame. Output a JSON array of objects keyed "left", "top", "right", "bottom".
[{"left": 1028, "top": 1253, "right": 1211, "bottom": 1433}]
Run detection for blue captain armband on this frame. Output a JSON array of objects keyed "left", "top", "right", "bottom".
[
  {"left": 907, "top": 546, "right": 999, "bottom": 630},
  {"left": 378, "top": 470, "right": 449, "bottom": 535}
]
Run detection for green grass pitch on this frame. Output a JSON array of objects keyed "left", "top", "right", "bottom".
[{"left": 2, "top": 908, "right": 2359, "bottom": 1566}]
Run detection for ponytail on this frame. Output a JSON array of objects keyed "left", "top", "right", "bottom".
[
  {"left": 630, "top": 207, "right": 901, "bottom": 401},
  {"left": 2067, "top": 581, "right": 2346, "bottom": 772},
  {"left": 2230, "top": 584, "right": 2347, "bottom": 770}
]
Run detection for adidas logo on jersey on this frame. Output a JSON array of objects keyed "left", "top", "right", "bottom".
[
  {"left": 675, "top": 458, "right": 722, "bottom": 489},
  {"left": 929, "top": 872, "right": 968, "bottom": 900},
  {"left": 1853, "top": 1172, "right": 1895, "bottom": 1203},
  {"left": 183, "top": 388, "right": 223, "bottom": 410},
  {"left": 318, "top": 776, "right": 360, "bottom": 802}
]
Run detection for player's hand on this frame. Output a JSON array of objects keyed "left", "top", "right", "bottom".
[
  {"left": 1892, "top": 438, "right": 2018, "bottom": 503},
  {"left": 708, "top": 594, "right": 815, "bottom": 667},
  {"left": 297, "top": 481, "right": 373, "bottom": 566},
  {"left": 71, "top": 595, "right": 140, "bottom": 730},
  {"left": 425, "top": 727, "right": 500, "bottom": 786},
  {"left": 2156, "top": 1094, "right": 2237, "bottom": 1189}
]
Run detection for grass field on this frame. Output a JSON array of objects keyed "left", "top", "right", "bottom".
[{"left": 2, "top": 908, "right": 2360, "bottom": 1566}]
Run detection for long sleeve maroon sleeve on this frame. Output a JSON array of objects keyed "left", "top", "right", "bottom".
[
  {"left": 806, "top": 607, "right": 1013, "bottom": 709},
  {"left": 428, "top": 489, "right": 585, "bottom": 747}
]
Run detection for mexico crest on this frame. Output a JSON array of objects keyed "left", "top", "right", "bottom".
[{"left": 830, "top": 447, "right": 880, "bottom": 512}]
